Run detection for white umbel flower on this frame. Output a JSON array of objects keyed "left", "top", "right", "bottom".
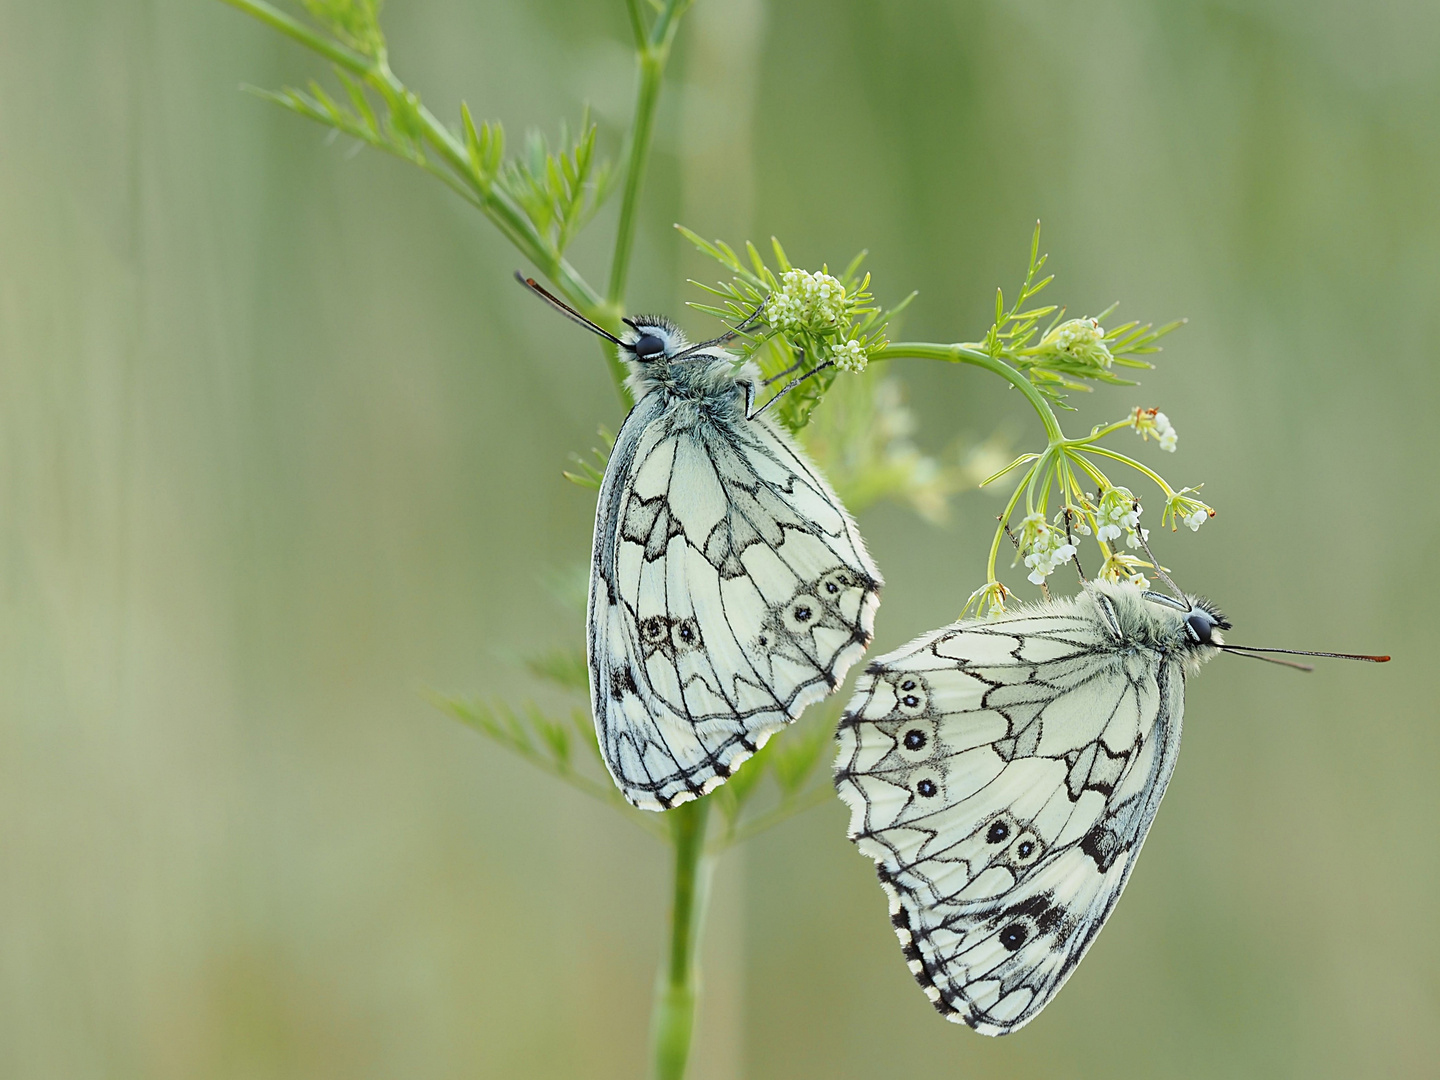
[
  {"left": 769, "top": 268, "right": 847, "bottom": 331},
  {"left": 830, "top": 339, "right": 868, "bottom": 373}
]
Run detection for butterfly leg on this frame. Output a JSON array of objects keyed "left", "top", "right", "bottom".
[
  {"left": 1004, "top": 520, "right": 1050, "bottom": 601},
  {"left": 748, "top": 360, "right": 835, "bottom": 420},
  {"left": 1063, "top": 506, "right": 1088, "bottom": 584},
  {"left": 680, "top": 297, "right": 770, "bottom": 355},
  {"left": 1133, "top": 511, "right": 1187, "bottom": 599}
]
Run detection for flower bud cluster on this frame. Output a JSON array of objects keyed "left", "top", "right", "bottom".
[
  {"left": 768, "top": 268, "right": 847, "bottom": 332},
  {"left": 1130, "top": 407, "right": 1178, "bottom": 452},
  {"left": 1017, "top": 511, "right": 1078, "bottom": 585},
  {"left": 1035, "top": 317, "right": 1113, "bottom": 374},
  {"left": 1095, "top": 487, "right": 1147, "bottom": 549},
  {"left": 829, "top": 338, "right": 868, "bottom": 373}
]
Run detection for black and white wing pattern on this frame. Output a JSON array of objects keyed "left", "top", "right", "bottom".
[
  {"left": 835, "top": 585, "right": 1188, "bottom": 1034},
  {"left": 592, "top": 397, "right": 882, "bottom": 810}
]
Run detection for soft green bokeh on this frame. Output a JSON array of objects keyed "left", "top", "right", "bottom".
[{"left": 1, "top": 1, "right": 1436, "bottom": 1077}]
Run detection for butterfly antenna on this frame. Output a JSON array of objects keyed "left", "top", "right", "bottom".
[
  {"left": 676, "top": 295, "right": 770, "bottom": 359},
  {"left": 1217, "top": 648, "right": 1315, "bottom": 672},
  {"left": 515, "top": 272, "right": 624, "bottom": 345},
  {"left": 1218, "top": 644, "right": 1390, "bottom": 664},
  {"left": 1132, "top": 513, "right": 1185, "bottom": 599}
]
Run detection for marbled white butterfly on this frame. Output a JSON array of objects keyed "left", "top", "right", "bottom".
[
  {"left": 836, "top": 579, "right": 1386, "bottom": 1034},
  {"left": 521, "top": 275, "right": 882, "bottom": 810}
]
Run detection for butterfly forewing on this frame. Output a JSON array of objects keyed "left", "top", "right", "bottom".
[
  {"left": 835, "top": 588, "right": 1187, "bottom": 1034},
  {"left": 593, "top": 393, "right": 880, "bottom": 810}
]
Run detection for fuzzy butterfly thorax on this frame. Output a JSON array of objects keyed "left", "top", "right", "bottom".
[{"left": 620, "top": 322, "right": 759, "bottom": 418}]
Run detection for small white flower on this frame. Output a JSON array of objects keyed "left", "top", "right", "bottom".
[
  {"left": 1125, "top": 526, "right": 1149, "bottom": 550},
  {"left": 1097, "top": 523, "right": 1121, "bottom": 543},
  {"left": 1184, "top": 509, "right": 1208, "bottom": 531},
  {"left": 830, "top": 339, "right": 868, "bottom": 373},
  {"left": 1129, "top": 573, "right": 1151, "bottom": 589},
  {"left": 1131, "top": 407, "right": 1178, "bottom": 451}
]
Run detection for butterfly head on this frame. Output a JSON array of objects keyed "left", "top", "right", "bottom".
[
  {"left": 1180, "top": 596, "right": 1230, "bottom": 647},
  {"left": 620, "top": 316, "right": 686, "bottom": 363}
]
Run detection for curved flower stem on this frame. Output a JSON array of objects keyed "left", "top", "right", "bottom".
[
  {"left": 988, "top": 467, "right": 1035, "bottom": 583},
  {"left": 876, "top": 342, "right": 1064, "bottom": 441},
  {"left": 651, "top": 798, "right": 711, "bottom": 1080}
]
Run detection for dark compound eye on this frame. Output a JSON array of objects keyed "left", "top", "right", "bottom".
[
  {"left": 999, "top": 924, "right": 1028, "bottom": 952},
  {"left": 1185, "top": 612, "right": 1214, "bottom": 644},
  {"left": 632, "top": 333, "right": 666, "bottom": 360},
  {"left": 986, "top": 821, "right": 1010, "bottom": 844},
  {"left": 916, "top": 778, "right": 938, "bottom": 798},
  {"left": 903, "top": 729, "right": 927, "bottom": 751}
]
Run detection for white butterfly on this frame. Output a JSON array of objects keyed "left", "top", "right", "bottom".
[
  {"left": 521, "top": 276, "right": 882, "bottom": 810},
  {"left": 834, "top": 581, "right": 1225, "bottom": 1034},
  {"left": 837, "top": 578, "right": 1386, "bottom": 1033}
]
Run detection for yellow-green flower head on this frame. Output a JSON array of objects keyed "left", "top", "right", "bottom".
[
  {"left": 769, "top": 268, "right": 847, "bottom": 332},
  {"left": 1039, "top": 317, "right": 1113, "bottom": 371}
]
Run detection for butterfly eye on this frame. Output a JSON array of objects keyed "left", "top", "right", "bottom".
[
  {"left": 1185, "top": 611, "right": 1215, "bottom": 644},
  {"left": 632, "top": 333, "right": 666, "bottom": 360}
]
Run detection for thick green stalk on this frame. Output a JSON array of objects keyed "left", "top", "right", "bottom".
[
  {"left": 875, "top": 341, "right": 1065, "bottom": 442},
  {"left": 651, "top": 798, "right": 711, "bottom": 1080}
]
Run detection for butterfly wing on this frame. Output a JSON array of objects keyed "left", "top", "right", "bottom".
[
  {"left": 834, "top": 592, "right": 1185, "bottom": 1034},
  {"left": 592, "top": 401, "right": 881, "bottom": 810}
]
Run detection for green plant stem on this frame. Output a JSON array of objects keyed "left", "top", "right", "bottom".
[
  {"left": 608, "top": 0, "right": 691, "bottom": 310},
  {"left": 218, "top": 0, "right": 601, "bottom": 313},
  {"left": 877, "top": 342, "right": 1065, "bottom": 442},
  {"left": 651, "top": 798, "right": 711, "bottom": 1080}
]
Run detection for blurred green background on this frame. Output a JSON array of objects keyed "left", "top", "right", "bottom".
[{"left": 2, "top": 0, "right": 1437, "bottom": 1076}]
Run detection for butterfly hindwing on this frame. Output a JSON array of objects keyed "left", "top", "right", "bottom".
[
  {"left": 835, "top": 587, "right": 1187, "bottom": 1034},
  {"left": 593, "top": 399, "right": 881, "bottom": 810}
]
